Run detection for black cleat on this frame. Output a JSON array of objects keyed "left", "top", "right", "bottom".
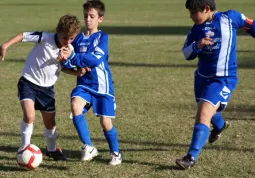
[
  {"left": 209, "top": 120, "right": 231, "bottom": 143},
  {"left": 46, "top": 148, "right": 67, "bottom": 161},
  {"left": 176, "top": 155, "right": 196, "bottom": 169}
]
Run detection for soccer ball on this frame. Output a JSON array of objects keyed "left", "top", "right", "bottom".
[{"left": 16, "top": 144, "right": 43, "bottom": 170}]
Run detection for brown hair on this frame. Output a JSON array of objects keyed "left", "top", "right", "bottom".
[
  {"left": 83, "top": 0, "right": 105, "bottom": 17},
  {"left": 56, "top": 14, "right": 81, "bottom": 36}
]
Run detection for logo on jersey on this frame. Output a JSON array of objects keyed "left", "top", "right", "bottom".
[
  {"left": 220, "top": 86, "right": 231, "bottom": 100},
  {"left": 80, "top": 46, "right": 87, "bottom": 52},
  {"left": 205, "top": 30, "right": 214, "bottom": 37}
]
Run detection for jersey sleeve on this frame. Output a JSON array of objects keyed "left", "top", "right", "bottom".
[
  {"left": 182, "top": 27, "right": 202, "bottom": 60},
  {"left": 228, "top": 10, "right": 255, "bottom": 37},
  {"left": 70, "top": 33, "right": 108, "bottom": 68},
  {"left": 22, "top": 32, "right": 43, "bottom": 43}
]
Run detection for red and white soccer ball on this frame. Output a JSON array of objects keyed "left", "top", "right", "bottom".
[{"left": 16, "top": 144, "right": 43, "bottom": 170}]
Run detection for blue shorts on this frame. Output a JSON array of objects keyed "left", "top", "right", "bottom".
[
  {"left": 17, "top": 77, "right": 55, "bottom": 112},
  {"left": 71, "top": 86, "right": 115, "bottom": 118},
  {"left": 194, "top": 71, "right": 238, "bottom": 111}
]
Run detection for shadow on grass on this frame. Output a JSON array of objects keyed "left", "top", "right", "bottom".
[
  {"left": 0, "top": 135, "right": 254, "bottom": 154},
  {"left": 0, "top": 164, "right": 25, "bottom": 172}
]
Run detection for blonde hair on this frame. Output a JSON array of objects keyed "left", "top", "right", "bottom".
[{"left": 56, "top": 14, "right": 81, "bottom": 36}]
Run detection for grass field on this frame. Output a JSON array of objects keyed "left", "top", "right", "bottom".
[{"left": 0, "top": 0, "right": 255, "bottom": 177}]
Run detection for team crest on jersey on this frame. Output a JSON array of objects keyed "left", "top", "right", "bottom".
[
  {"left": 220, "top": 86, "right": 230, "bottom": 100},
  {"left": 205, "top": 30, "right": 214, "bottom": 37},
  {"left": 80, "top": 46, "right": 87, "bottom": 52}
]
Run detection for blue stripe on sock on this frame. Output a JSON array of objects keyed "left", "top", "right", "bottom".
[
  {"left": 188, "top": 123, "right": 210, "bottom": 160},
  {"left": 72, "top": 114, "right": 92, "bottom": 146},
  {"left": 104, "top": 126, "right": 119, "bottom": 153}
]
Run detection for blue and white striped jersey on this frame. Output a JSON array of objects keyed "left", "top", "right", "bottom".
[
  {"left": 183, "top": 10, "right": 255, "bottom": 77},
  {"left": 63, "top": 31, "right": 114, "bottom": 97}
]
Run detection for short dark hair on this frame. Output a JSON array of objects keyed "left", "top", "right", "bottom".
[
  {"left": 83, "top": 0, "right": 105, "bottom": 17},
  {"left": 56, "top": 14, "right": 81, "bottom": 36},
  {"left": 185, "top": 0, "right": 216, "bottom": 11}
]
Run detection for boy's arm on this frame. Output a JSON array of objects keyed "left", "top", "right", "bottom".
[
  {"left": 61, "top": 68, "right": 90, "bottom": 76},
  {"left": 243, "top": 17, "right": 255, "bottom": 38},
  {"left": 182, "top": 30, "right": 202, "bottom": 60},
  {"left": 1, "top": 32, "right": 44, "bottom": 61},
  {"left": 0, "top": 33, "right": 23, "bottom": 61},
  {"left": 69, "top": 34, "right": 108, "bottom": 68},
  {"left": 229, "top": 10, "right": 255, "bottom": 38}
]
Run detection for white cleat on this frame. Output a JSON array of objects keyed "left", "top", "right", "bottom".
[
  {"left": 80, "top": 144, "right": 98, "bottom": 161},
  {"left": 109, "top": 152, "right": 122, "bottom": 166}
]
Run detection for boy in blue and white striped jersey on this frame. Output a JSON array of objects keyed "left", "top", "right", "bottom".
[
  {"left": 175, "top": 0, "right": 255, "bottom": 169},
  {"left": 61, "top": 0, "right": 122, "bottom": 166}
]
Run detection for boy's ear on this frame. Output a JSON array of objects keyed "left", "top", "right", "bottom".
[
  {"left": 98, "top": 16, "right": 104, "bottom": 23},
  {"left": 204, "top": 5, "right": 211, "bottom": 13}
]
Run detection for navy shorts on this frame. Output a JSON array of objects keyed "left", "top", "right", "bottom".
[
  {"left": 71, "top": 86, "right": 115, "bottom": 118},
  {"left": 194, "top": 71, "right": 238, "bottom": 111},
  {"left": 17, "top": 77, "right": 55, "bottom": 112}
]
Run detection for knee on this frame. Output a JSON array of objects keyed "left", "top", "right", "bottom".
[
  {"left": 71, "top": 100, "right": 84, "bottom": 115},
  {"left": 23, "top": 113, "right": 35, "bottom": 123},
  {"left": 100, "top": 117, "right": 113, "bottom": 131},
  {"left": 196, "top": 110, "right": 213, "bottom": 126}
]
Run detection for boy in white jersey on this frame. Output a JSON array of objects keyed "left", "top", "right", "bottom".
[
  {"left": 175, "top": 0, "right": 255, "bottom": 169},
  {"left": 0, "top": 14, "right": 82, "bottom": 161},
  {"left": 61, "top": 0, "right": 122, "bottom": 165}
]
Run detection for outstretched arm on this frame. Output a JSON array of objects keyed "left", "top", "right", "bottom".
[
  {"left": 228, "top": 10, "right": 255, "bottom": 38},
  {"left": 0, "top": 33, "right": 23, "bottom": 61}
]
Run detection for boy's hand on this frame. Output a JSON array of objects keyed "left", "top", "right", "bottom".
[
  {"left": 196, "top": 37, "right": 213, "bottom": 49},
  {"left": 77, "top": 67, "right": 91, "bottom": 76},
  {"left": 57, "top": 45, "right": 73, "bottom": 62},
  {"left": 0, "top": 44, "right": 7, "bottom": 61}
]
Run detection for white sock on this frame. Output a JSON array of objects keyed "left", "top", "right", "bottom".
[
  {"left": 20, "top": 120, "right": 33, "bottom": 148},
  {"left": 44, "top": 127, "right": 57, "bottom": 152}
]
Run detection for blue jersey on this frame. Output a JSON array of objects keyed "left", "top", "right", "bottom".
[
  {"left": 183, "top": 10, "right": 255, "bottom": 77},
  {"left": 63, "top": 31, "right": 114, "bottom": 97}
]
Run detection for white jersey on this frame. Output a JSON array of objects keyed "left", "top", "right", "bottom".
[{"left": 21, "top": 32, "right": 62, "bottom": 87}]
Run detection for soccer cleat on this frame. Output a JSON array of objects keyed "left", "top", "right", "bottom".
[
  {"left": 46, "top": 147, "right": 67, "bottom": 161},
  {"left": 80, "top": 144, "right": 98, "bottom": 161},
  {"left": 209, "top": 120, "right": 231, "bottom": 143},
  {"left": 175, "top": 155, "right": 196, "bottom": 169},
  {"left": 109, "top": 152, "right": 122, "bottom": 166}
]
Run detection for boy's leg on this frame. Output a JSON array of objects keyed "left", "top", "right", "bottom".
[
  {"left": 93, "top": 95, "right": 122, "bottom": 165},
  {"left": 71, "top": 96, "right": 97, "bottom": 161},
  {"left": 19, "top": 100, "right": 35, "bottom": 150},
  {"left": 71, "top": 97, "right": 92, "bottom": 146},
  {"left": 176, "top": 101, "right": 218, "bottom": 169},
  {"left": 41, "top": 111, "right": 67, "bottom": 161},
  {"left": 100, "top": 117, "right": 119, "bottom": 153},
  {"left": 100, "top": 116, "right": 122, "bottom": 165}
]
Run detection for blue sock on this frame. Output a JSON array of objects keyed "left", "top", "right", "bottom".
[
  {"left": 188, "top": 123, "right": 210, "bottom": 160},
  {"left": 104, "top": 126, "right": 119, "bottom": 153},
  {"left": 72, "top": 114, "right": 92, "bottom": 146},
  {"left": 211, "top": 112, "right": 225, "bottom": 131}
]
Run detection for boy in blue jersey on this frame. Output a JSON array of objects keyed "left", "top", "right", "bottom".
[
  {"left": 61, "top": 0, "right": 122, "bottom": 165},
  {"left": 175, "top": 0, "right": 255, "bottom": 169}
]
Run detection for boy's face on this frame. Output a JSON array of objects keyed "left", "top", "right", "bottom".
[
  {"left": 188, "top": 9, "right": 209, "bottom": 25},
  {"left": 83, "top": 8, "right": 103, "bottom": 31},
  {"left": 57, "top": 32, "right": 77, "bottom": 47}
]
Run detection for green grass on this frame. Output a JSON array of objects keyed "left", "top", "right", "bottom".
[{"left": 0, "top": 0, "right": 255, "bottom": 177}]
